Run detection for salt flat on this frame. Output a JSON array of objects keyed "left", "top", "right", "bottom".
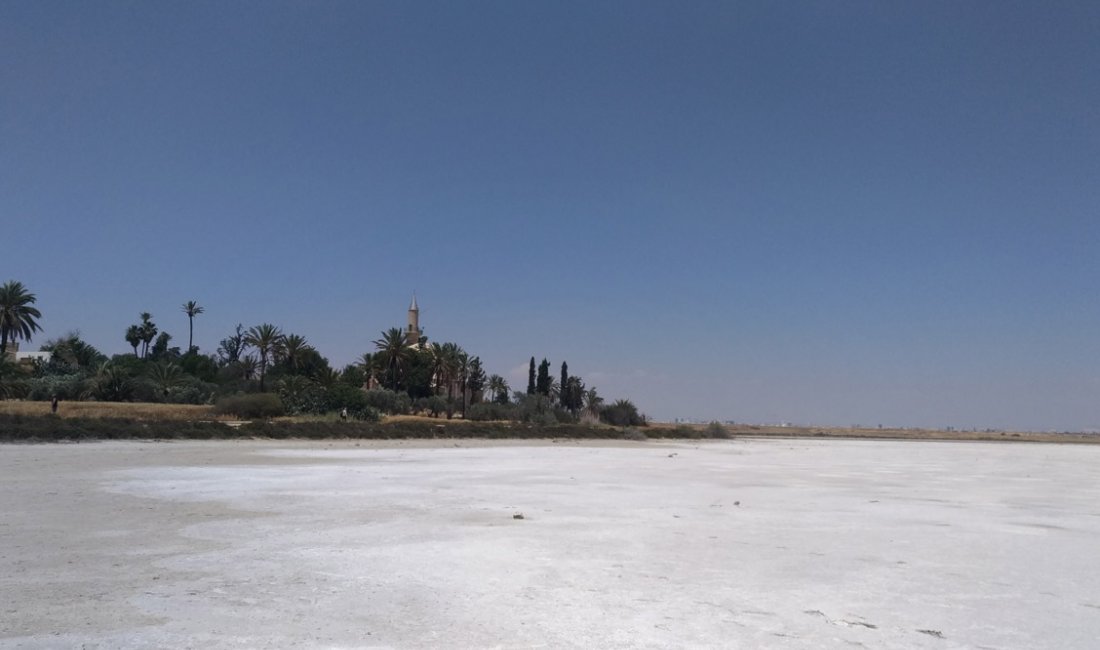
[{"left": 1, "top": 438, "right": 1098, "bottom": 649}]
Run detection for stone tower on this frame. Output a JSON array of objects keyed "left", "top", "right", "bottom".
[{"left": 406, "top": 294, "right": 421, "bottom": 346}]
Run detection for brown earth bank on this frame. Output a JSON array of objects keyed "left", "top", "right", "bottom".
[
  {"left": 650, "top": 422, "right": 1100, "bottom": 445},
  {"left": 1, "top": 401, "right": 1096, "bottom": 444}
]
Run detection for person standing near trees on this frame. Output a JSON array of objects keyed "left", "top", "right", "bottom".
[{"left": 50, "top": 394, "right": 59, "bottom": 414}]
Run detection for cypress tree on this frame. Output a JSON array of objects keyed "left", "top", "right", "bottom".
[
  {"left": 527, "top": 357, "right": 536, "bottom": 395},
  {"left": 537, "top": 358, "right": 551, "bottom": 396},
  {"left": 560, "top": 361, "right": 569, "bottom": 405}
]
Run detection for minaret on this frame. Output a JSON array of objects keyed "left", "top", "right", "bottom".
[{"left": 406, "top": 294, "right": 421, "bottom": 346}]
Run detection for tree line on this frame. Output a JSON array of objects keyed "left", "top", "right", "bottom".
[{"left": 0, "top": 280, "right": 646, "bottom": 425}]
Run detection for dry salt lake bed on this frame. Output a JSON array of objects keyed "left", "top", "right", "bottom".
[{"left": 1, "top": 438, "right": 1098, "bottom": 649}]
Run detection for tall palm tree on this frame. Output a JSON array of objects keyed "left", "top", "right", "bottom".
[
  {"left": 137, "top": 312, "right": 158, "bottom": 359},
  {"left": 428, "top": 342, "right": 446, "bottom": 392},
  {"left": 181, "top": 301, "right": 204, "bottom": 352},
  {"left": 487, "top": 374, "right": 509, "bottom": 404},
  {"left": 456, "top": 350, "right": 471, "bottom": 417},
  {"left": 124, "top": 325, "right": 141, "bottom": 356},
  {"left": 0, "top": 281, "right": 43, "bottom": 357},
  {"left": 372, "top": 327, "right": 410, "bottom": 391},
  {"left": 434, "top": 342, "right": 462, "bottom": 401},
  {"left": 244, "top": 323, "right": 284, "bottom": 391}
]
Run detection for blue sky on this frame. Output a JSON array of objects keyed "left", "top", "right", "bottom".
[{"left": 3, "top": 1, "right": 1098, "bottom": 429}]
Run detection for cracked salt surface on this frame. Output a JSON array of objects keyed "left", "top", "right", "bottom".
[{"left": 2, "top": 439, "right": 1099, "bottom": 648}]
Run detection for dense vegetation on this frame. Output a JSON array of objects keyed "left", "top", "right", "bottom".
[{"left": 0, "top": 281, "right": 647, "bottom": 427}]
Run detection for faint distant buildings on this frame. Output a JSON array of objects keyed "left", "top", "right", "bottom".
[{"left": 2, "top": 342, "right": 50, "bottom": 367}]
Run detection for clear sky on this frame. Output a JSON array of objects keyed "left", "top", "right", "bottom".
[{"left": 3, "top": 1, "right": 1098, "bottom": 430}]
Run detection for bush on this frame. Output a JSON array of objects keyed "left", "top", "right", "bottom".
[
  {"left": 348, "top": 406, "right": 382, "bottom": 422},
  {"left": 467, "top": 402, "right": 516, "bottom": 421},
  {"left": 362, "top": 388, "right": 404, "bottom": 414},
  {"left": 705, "top": 421, "right": 730, "bottom": 439},
  {"left": 213, "top": 393, "right": 285, "bottom": 419},
  {"left": 24, "top": 373, "right": 86, "bottom": 401},
  {"left": 622, "top": 427, "right": 648, "bottom": 442},
  {"left": 166, "top": 379, "right": 218, "bottom": 405},
  {"left": 277, "top": 377, "right": 326, "bottom": 415},
  {"left": 670, "top": 424, "right": 703, "bottom": 439},
  {"left": 532, "top": 410, "right": 558, "bottom": 426},
  {"left": 514, "top": 394, "right": 555, "bottom": 423},
  {"left": 0, "top": 413, "right": 232, "bottom": 441},
  {"left": 425, "top": 395, "right": 446, "bottom": 417},
  {"left": 325, "top": 384, "right": 369, "bottom": 411},
  {"left": 600, "top": 399, "right": 645, "bottom": 427}
]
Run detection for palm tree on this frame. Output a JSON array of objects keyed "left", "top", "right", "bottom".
[
  {"left": 244, "top": 323, "right": 284, "bottom": 391},
  {"left": 181, "top": 301, "right": 204, "bottom": 352},
  {"left": 146, "top": 361, "right": 185, "bottom": 399},
  {"left": 456, "top": 350, "right": 471, "bottom": 417},
  {"left": 372, "top": 327, "right": 410, "bottom": 391},
  {"left": 432, "top": 342, "right": 462, "bottom": 401},
  {"left": 137, "top": 312, "right": 158, "bottom": 359},
  {"left": 0, "top": 281, "right": 43, "bottom": 357},
  {"left": 42, "top": 333, "right": 105, "bottom": 369},
  {"left": 314, "top": 366, "right": 340, "bottom": 389},
  {"left": 465, "top": 356, "right": 486, "bottom": 411},
  {"left": 277, "top": 375, "right": 316, "bottom": 409},
  {"left": 85, "top": 362, "right": 135, "bottom": 402},
  {"left": 238, "top": 355, "right": 258, "bottom": 381},
  {"left": 124, "top": 325, "right": 141, "bottom": 356},
  {"left": 563, "top": 375, "right": 585, "bottom": 414},
  {"left": 428, "top": 342, "right": 446, "bottom": 391},
  {"left": 583, "top": 387, "right": 604, "bottom": 417},
  {"left": 277, "top": 333, "right": 311, "bottom": 374},
  {"left": 486, "top": 374, "right": 509, "bottom": 404},
  {"left": 357, "top": 352, "right": 378, "bottom": 387}
]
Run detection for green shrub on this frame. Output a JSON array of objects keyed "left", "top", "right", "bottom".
[
  {"left": 425, "top": 395, "right": 446, "bottom": 417},
  {"left": 348, "top": 406, "right": 382, "bottom": 422},
  {"left": 601, "top": 399, "right": 645, "bottom": 427},
  {"left": 705, "top": 421, "right": 730, "bottom": 439},
  {"left": 0, "top": 414, "right": 231, "bottom": 441},
  {"left": 532, "top": 410, "right": 558, "bottom": 426},
  {"left": 362, "top": 388, "right": 404, "bottom": 414},
  {"left": 622, "top": 427, "right": 648, "bottom": 442},
  {"left": 325, "top": 384, "right": 369, "bottom": 411},
  {"left": 166, "top": 379, "right": 217, "bottom": 405},
  {"left": 667, "top": 424, "right": 701, "bottom": 439},
  {"left": 467, "top": 402, "right": 516, "bottom": 421},
  {"left": 514, "top": 394, "right": 554, "bottom": 423},
  {"left": 213, "top": 393, "right": 285, "bottom": 419},
  {"left": 24, "top": 373, "right": 86, "bottom": 401}
]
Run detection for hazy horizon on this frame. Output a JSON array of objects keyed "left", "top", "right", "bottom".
[{"left": 3, "top": 2, "right": 1098, "bottom": 431}]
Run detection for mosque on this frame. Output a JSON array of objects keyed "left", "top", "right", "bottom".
[{"left": 405, "top": 294, "right": 422, "bottom": 347}]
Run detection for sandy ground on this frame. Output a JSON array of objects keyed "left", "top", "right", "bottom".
[{"left": 1, "top": 438, "right": 1098, "bottom": 649}]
